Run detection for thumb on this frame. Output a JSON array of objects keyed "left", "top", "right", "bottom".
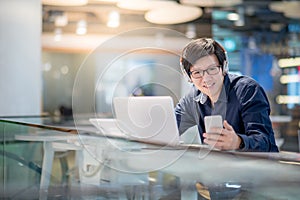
[{"left": 224, "top": 120, "right": 234, "bottom": 131}]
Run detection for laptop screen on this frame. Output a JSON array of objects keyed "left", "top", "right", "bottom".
[{"left": 113, "top": 96, "right": 181, "bottom": 146}]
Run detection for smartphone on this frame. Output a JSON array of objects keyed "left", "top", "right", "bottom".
[{"left": 204, "top": 115, "right": 223, "bottom": 134}]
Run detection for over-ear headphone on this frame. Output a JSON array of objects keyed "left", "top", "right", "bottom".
[
  {"left": 180, "top": 38, "right": 229, "bottom": 83},
  {"left": 215, "top": 40, "right": 229, "bottom": 74},
  {"left": 180, "top": 57, "right": 193, "bottom": 82}
]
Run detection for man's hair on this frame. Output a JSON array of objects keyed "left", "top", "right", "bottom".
[{"left": 180, "top": 38, "right": 228, "bottom": 77}]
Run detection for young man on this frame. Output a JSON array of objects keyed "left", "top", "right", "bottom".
[{"left": 175, "top": 38, "right": 279, "bottom": 152}]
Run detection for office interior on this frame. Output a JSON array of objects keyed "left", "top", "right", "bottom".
[{"left": 1, "top": 0, "right": 300, "bottom": 199}]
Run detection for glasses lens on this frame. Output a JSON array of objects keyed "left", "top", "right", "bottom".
[
  {"left": 190, "top": 71, "right": 201, "bottom": 78},
  {"left": 207, "top": 66, "right": 220, "bottom": 75}
]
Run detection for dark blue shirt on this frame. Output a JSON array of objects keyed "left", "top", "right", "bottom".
[{"left": 175, "top": 73, "right": 279, "bottom": 152}]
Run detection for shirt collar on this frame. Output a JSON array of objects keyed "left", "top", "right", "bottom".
[{"left": 194, "top": 92, "right": 208, "bottom": 104}]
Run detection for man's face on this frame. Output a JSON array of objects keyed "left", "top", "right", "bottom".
[{"left": 190, "top": 54, "right": 224, "bottom": 102}]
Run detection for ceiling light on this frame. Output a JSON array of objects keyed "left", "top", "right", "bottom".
[
  {"left": 76, "top": 20, "right": 87, "bottom": 35},
  {"left": 94, "top": 0, "right": 120, "bottom": 3},
  {"left": 269, "top": 1, "right": 300, "bottom": 19},
  {"left": 117, "top": 0, "right": 177, "bottom": 11},
  {"left": 278, "top": 57, "right": 300, "bottom": 68},
  {"left": 227, "top": 13, "right": 239, "bottom": 21},
  {"left": 42, "top": 0, "right": 88, "bottom": 6},
  {"left": 269, "top": 1, "right": 284, "bottom": 12},
  {"left": 107, "top": 11, "right": 120, "bottom": 28},
  {"left": 54, "top": 28, "right": 62, "bottom": 41},
  {"left": 280, "top": 74, "right": 300, "bottom": 84},
  {"left": 54, "top": 13, "right": 68, "bottom": 27},
  {"left": 145, "top": 5, "right": 202, "bottom": 25},
  {"left": 276, "top": 95, "right": 300, "bottom": 104},
  {"left": 185, "top": 24, "right": 196, "bottom": 39},
  {"left": 180, "top": 0, "right": 242, "bottom": 7},
  {"left": 284, "top": 11, "right": 300, "bottom": 19}
]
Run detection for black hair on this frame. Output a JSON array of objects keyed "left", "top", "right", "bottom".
[{"left": 180, "top": 38, "right": 227, "bottom": 77}]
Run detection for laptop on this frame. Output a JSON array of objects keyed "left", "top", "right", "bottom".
[
  {"left": 89, "top": 118, "right": 129, "bottom": 139},
  {"left": 112, "top": 96, "right": 181, "bottom": 146}
]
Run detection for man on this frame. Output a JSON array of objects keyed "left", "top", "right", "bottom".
[{"left": 175, "top": 38, "right": 278, "bottom": 152}]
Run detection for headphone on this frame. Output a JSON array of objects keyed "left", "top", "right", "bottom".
[{"left": 180, "top": 38, "right": 229, "bottom": 83}]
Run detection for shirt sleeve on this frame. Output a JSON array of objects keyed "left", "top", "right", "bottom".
[
  {"left": 237, "top": 80, "right": 278, "bottom": 152},
  {"left": 175, "top": 93, "right": 199, "bottom": 135}
]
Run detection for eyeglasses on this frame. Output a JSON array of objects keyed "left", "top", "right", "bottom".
[{"left": 189, "top": 65, "right": 221, "bottom": 79}]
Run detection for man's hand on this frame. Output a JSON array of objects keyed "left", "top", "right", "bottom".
[{"left": 203, "top": 120, "right": 241, "bottom": 150}]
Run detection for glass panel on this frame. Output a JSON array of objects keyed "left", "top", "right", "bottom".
[
  {"left": 0, "top": 119, "right": 43, "bottom": 199},
  {"left": 1, "top": 117, "right": 300, "bottom": 199}
]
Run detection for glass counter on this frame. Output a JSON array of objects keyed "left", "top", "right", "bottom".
[{"left": 1, "top": 116, "right": 300, "bottom": 200}]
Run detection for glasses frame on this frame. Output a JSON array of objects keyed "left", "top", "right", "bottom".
[{"left": 189, "top": 65, "right": 222, "bottom": 79}]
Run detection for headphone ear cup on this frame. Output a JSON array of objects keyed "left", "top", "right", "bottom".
[
  {"left": 215, "top": 40, "right": 229, "bottom": 74},
  {"left": 180, "top": 61, "right": 192, "bottom": 83},
  {"left": 223, "top": 60, "right": 229, "bottom": 74},
  {"left": 223, "top": 51, "right": 229, "bottom": 74}
]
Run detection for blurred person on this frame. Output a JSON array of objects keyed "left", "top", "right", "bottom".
[{"left": 175, "top": 38, "right": 278, "bottom": 152}]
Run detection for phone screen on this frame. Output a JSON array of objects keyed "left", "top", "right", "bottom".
[{"left": 204, "top": 115, "right": 223, "bottom": 134}]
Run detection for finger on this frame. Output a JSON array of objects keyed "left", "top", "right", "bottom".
[
  {"left": 224, "top": 120, "right": 234, "bottom": 131},
  {"left": 205, "top": 132, "right": 223, "bottom": 141},
  {"left": 204, "top": 138, "right": 219, "bottom": 146},
  {"left": 204, "top": 139, "right": 224, "bottom": 150}
]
